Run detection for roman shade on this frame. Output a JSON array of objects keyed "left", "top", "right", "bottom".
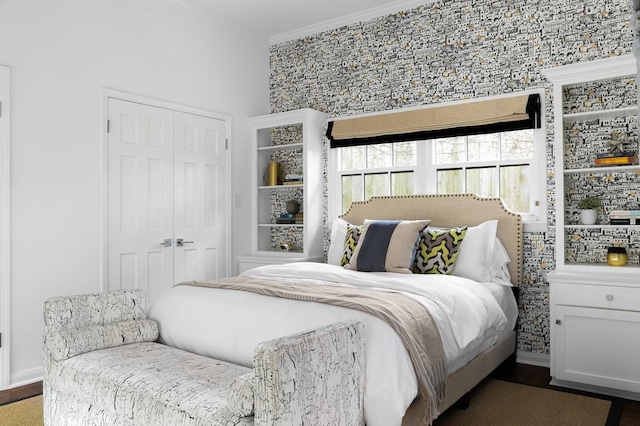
[{"left": 327, "top": 93, "right": 540, "bottom": 148}]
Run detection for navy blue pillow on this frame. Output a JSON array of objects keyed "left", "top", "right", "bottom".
[{"left": 346, "top": 219, "right": 430, "bottom": 273}]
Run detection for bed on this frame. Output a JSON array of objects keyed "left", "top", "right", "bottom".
[{"left": 148, "top": 194, "right": 522, "bottom": 426}]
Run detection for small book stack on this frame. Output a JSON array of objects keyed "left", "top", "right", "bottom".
[
  {"left": 275, "top": 212, "right": 304, "bottom": 224},
  {"left": 283, "top": 173, "right": 304, "bottom": 185},
  {"left": 609, "top": 210, "right": 640, "bottom": 225},
  {"left": 594, "top": 151, "right": 638, "bottom": 166}
]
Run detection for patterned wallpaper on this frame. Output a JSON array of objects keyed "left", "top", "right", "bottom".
[
  {"left": 563, "top": 77, "right": 640, "bottom": 267},
  {"left": 268, "top": 0, "right": 634, "bottom": 355},
  {"left": 269, "top": 125, "right": 304, "bottom": 252}
]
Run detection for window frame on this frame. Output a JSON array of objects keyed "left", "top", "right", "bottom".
[{"left": 327, "top": 90, "right": 546, "bottom": 229}]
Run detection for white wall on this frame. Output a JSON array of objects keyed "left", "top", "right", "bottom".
[{"left": 0, "top": 0, "right": 268, "bottom": 387}]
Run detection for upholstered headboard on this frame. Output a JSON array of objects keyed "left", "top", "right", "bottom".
[{"left": 340, "top": 194, "right": 523, "bottom": 287}]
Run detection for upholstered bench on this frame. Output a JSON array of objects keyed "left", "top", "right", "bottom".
[{"left": 43, "top": 289, "right": 365, "bottom": 426}]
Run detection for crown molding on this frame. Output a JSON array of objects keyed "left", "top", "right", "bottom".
[
  {"left": 270, "top": 0, "right": 437, "bottom": 45},
  {"left": 541, "top": 55, "right": 637, "bottom": 85}
]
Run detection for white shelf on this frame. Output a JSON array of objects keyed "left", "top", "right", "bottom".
[
  {"left": 561, "top": 262, "right": 640, "bottom": 269},
  {"left": 564, "top": 164, "right": 640, "bottom": 174},
  {"left": 562, "top": 106, "right": 638, "bottom": 123},
  {"left": 258, "top": 184, "right": 303, "bottom": 190},
  {"left": 257, "top": 143, "right": 303, "bottom": 152},
  {"left": 565, "top": 224, "right": 640, "bottom": 229},
  {"left": 258, "top": 223, "right": 304, "bottom": 228}
]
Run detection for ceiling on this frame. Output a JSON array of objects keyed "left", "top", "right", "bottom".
[{"left": 180, "top": 0, "right": 430, "bottom": 43}]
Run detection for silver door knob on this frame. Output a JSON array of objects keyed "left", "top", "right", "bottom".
[
  {"left": 161, "top": 238, "right": 172, "bottom": 247},
  {"left": 176, "top": 238, "right": 193, "bottom": 247}
]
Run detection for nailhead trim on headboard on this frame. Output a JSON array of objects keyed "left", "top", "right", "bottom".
[{"left": 340, "top": 194, "right": 523, "bottom": 286}]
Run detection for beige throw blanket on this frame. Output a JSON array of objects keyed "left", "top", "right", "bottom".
[{"left": 180, "top": 275, "right": 446, "bottom": 424}]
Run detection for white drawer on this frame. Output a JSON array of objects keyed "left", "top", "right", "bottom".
[{"left": 553, "top": 283, "right": 640, "bottom": 311}]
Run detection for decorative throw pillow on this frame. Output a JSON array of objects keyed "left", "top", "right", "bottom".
[
  {"left": 452, "top": 220, "right": 498, "bottom": 282},
  {"left": 413, "top": 227, "right": 468, "bottom": 274},
  {"left": 488, "top": 237, "right": 512, "bottom": 286},
  {"left": 341, "top": 223, "right": 363, "bottom": 266},
  {"left": 48, "top": 319, "right": 159, "bottom": 362},
  {"left": 327, "top": 218, "right": 349, "bottom": 265},
  {"left": 346, "top": 219, "right": 430, "bottom": 273}
]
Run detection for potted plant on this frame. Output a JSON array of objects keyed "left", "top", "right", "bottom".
[{"left": 578, "top": 196, "right": 601, "bottom": 225}]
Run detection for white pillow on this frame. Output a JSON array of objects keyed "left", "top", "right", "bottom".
[
  {"left": 451, "top": 220, "right": 498, "bottom": 282},
  {"left": 489, "top": 237, "right": 512, "bottom": 286},
  {"left": 327, "top": 218, "right": 348, "bottom": 265}
]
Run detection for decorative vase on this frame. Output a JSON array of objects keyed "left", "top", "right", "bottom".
[
  {"left": 607, "top": 247, "right": 628, "bottom": 266},
  {"left": 286, "top": 200, "right": 300, "bottom": 215},
  {"left": 579, "top": 209, "right": 598, "bottom": 225},
  {"left": 264, "top": 162, "right": 281, "bottom": 186}
]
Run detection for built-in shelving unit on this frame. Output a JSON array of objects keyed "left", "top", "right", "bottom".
[
  {"left": 543, "top": 55, "right": 640, "bottom": 401},
  {"left": 238, "top": 108, "right": 327, "bottom": 274},
  {"left": 543, "top": 54, "right": 640, "bottom": 270}
]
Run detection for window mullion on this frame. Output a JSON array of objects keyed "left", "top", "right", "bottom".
[
  {"left": 421, "top": 139, "right": 435, "bottom": 194},
  {"left": 462, "top": 165, "right": 467, "bottom": 193}
]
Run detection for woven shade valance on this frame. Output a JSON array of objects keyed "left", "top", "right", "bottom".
[{"left": 327, "top": 94, "right": 540, "bottom": 148}]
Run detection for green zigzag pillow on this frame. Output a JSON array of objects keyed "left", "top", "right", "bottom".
[
  {"left": 340, "top": 224, "right": 363, "bottom": 266},
  {"left": 413, "top": 227, "right": 468, "bottom": 275}
]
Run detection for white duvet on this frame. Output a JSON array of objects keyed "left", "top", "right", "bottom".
[{"left": 148, "top": 262, "right": 516, "bottom": 426}]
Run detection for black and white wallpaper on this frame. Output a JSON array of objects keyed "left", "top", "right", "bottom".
[{"left": 268, "top": 0, "right": 635, "bottom": 355}]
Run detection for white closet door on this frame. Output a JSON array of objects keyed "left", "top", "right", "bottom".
[
  {"left": 173, "top": 111, "right": 227, "bottom": 283},
  {"left": 107, "top": 98, "right": 175, "bottom": 305}
]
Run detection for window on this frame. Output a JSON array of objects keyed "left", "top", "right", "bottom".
[
  {"left": 338, "top": 142, "right": 416, "bottom": 212},
  {"left": 327, "top": 92, "right": 545, "bottom": 223},
  {"left": 331, "top": 128, "right": 543, "bottom": 220},
  {"left": 434, "top": 130, "right": 534, "bottom": 213}
]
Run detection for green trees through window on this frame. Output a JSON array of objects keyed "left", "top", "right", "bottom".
[{"left": 338, "top": 129, "right": 534, "bottom": 213}]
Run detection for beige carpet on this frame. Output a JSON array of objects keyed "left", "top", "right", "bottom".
[
  {"left": 435, "top": 380, "right": 613, "bottom": 426},
  {"left": 0, "top": 396, "right": 43, "bottom": 426},
  {"left": 0, "top": 383, "right": 614, "bottom": 426}
]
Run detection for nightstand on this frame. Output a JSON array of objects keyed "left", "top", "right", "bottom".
[{"left": 548, "top": 269, "right": 640, "bottom": 400}]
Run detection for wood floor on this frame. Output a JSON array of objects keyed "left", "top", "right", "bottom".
[
  {"left": 1, "top": 361, "right": 639, "bottom": 425},
  {"left": 0, "top": 381, "right": 41, "bottom": 405}
]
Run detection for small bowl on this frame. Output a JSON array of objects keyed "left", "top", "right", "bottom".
[{"left": 607, "top": 247, "right": 628, "bottom": 266}]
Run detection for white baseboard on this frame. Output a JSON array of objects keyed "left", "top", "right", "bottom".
[
  {"left": 516, "top": 351, "right": 550, "bottom": 368},
  {"left": 551, "top": 378, "right": 640, "bottom": 402},
  {"left": 10, "top": 367, "right": 43, "bottom": 388}
]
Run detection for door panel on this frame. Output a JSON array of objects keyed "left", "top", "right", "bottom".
[
  {"left": 108, "top": 99, "right": 228, "bottom": 305},
  {"left": 555, "top": 305, "right": 640, "bottom": 393},
  {"left": 173, "top": 111, "right": 227, "bottom": 283},
  {"left": 107, "top": 98, "right": 174, "bottom": 305}
]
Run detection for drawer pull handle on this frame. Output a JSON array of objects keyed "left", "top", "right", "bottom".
[{"left": 605, "top": 294, "right": 614, "bottom": 301}]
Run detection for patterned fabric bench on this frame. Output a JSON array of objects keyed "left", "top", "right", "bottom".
[{"left": 43, "top": 290, "right": 365, "bottom": 426}]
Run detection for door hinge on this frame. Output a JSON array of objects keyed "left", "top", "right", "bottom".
[
  {"left": 225, "top": 139, "right": 228, "bottom": 150},
  {"left": 0, "top": 101, "right": 2, "bottom": 118},
  {"left": 107, "top": 120, "right": 110, "bottom": 133},
  {"left": 0, "top": 332, "right": 2, "bottom": 348}
]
